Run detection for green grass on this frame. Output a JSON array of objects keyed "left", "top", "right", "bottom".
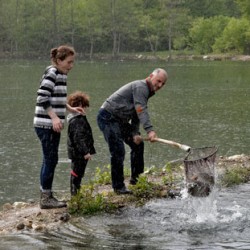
[{"left": 220, "top": 166, "right": 250, "bottom": 187}]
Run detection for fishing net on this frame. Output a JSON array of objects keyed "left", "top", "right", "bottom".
[{"left": 184, "top": 146, "right": 218, "bottom": 197}]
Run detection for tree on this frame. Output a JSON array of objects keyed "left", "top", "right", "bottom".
[
  {"left": 65, "top": 0, "right": 102, "bottom": 59},
  {"left": 236, "top": 0, "right": 250, "bottom": 17},
  {"left": 213, "top": 17, "right": 250, "bottom": 54},
  {"left": 189, "top": 16, "right": 230, "bottom": 54},
  {"left": 183, "top": 0, "right": 240, "bottom": 18},
  {"left": 160, "top": 0, "right": 191, "bottom": 57}
]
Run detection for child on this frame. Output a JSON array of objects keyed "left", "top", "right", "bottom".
[{"left": 67, "top": 91, "right": 96, "bottom": 196}]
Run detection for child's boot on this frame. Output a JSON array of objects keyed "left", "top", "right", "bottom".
[{"left": 70, "top": 176, "right": 80, "bottom": 196}]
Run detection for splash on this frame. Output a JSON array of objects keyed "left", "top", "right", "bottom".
[
  {"left": 179, "top": 187, "right": 244, "bottom": 226},
  {"left": 189, "top": 189, "right": 218, "bottom": 223}
]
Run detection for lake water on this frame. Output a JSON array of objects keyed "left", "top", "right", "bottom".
[
  {"left": 0, "top": 59, "right": 250, "bottom": 249},
  {"left": 1, "top": 184, "right": 250, "bottom": 250}
]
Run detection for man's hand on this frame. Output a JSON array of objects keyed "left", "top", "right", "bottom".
[
  {"left": 147, "top": 131, "right": 157, "bottom": 142},
  {"left": 133, "top": 135, "right": 143, "bottom": 145}
]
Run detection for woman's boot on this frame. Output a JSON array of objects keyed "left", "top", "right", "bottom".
[{"left": 40, "top": 191, "right": 67, "bottom": 209}]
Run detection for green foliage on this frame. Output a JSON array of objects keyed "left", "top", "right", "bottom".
[
  {"left": 236, "top": 0, "right": 250, "bottom": 17},
  {"left": 144, "top": 165, "right": 158, "bottom": 175},
  {"left": 221, "top": 166, "right": 250, "bottom": 187},
  {"left": 129, "top": 175, "right": 162, "bottom": 199},
  {"left": 213, "top": 17, "right": 250, "bottom": 54},
  {"left": 94, "top": 165, "right": 111, "bottom": 185},
  {"left": 94, "top": 165, "right": 130, "bottom": 185},
  {"left": 182, "top": 0, "right": 240, "bottom": 18},
  {"left": 162, "top": 163, "right": 174, "bottom": 186},
  {"left": 0, "top": 0, "right": 248, "bottom": 57},
  {"left": 189, "top": 16, "right": 230, "bottom": 54},
  {"left": 68, "top": 183, "right": 117, "bottom": 215},
  {"left": 161, "top": 162, "right": 184, "bottom": 186}
]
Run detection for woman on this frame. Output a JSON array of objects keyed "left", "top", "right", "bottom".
[{"left": 34, "top": 45, "right": 81, "bottom": 209}]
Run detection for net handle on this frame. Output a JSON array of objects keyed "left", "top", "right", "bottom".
[{"left": 144, "top": 137, "right": 191, "bottom": 152}]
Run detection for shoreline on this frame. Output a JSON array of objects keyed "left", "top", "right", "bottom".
[
  {"left": 1, "top": 153, "right": 250, "bottom": 234},
  {"left": 1, "top": 53, "right": 250, "bottom": 62}
]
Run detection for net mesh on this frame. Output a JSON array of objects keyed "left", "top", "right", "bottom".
[{"left": 184, "top": 146, "right": 218, "bottom": 197}]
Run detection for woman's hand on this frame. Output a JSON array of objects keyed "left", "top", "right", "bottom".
[
  {"left": 48, "top": 108, "right": 63, "bottom": 132},
  {"left": 66, "top": 104, "right": 86, "bottom": 115},
  {"left": 52, "top": 117, "right": 63, "bottom": 132}
]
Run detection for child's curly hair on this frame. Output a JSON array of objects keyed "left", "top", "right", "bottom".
[{"left": 67, "top": 91, "right": 90, "bottom": 108}]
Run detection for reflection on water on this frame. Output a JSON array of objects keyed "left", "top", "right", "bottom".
[{"left": 1, "top": 183, "right": 250, "bottom": 250}]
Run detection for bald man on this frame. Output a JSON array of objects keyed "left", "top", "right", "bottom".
[{"left": 97, "top": 68, "right": 168, "bottom": 194}]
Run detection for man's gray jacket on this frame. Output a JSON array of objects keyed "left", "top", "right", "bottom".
[{"left": 101, "top": 79, "right": 155, "bottom": 135}]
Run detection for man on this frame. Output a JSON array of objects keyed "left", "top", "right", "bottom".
[{"left": 97, "top": 68, "right": 168, "bottom": 194}]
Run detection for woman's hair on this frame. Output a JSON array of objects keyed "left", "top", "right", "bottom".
[
  {"left": 50, "top": 45, "right": 75, "bottom": 64},
  {"left": 67, "top": 91, "right": 90, "bottom": 108}
]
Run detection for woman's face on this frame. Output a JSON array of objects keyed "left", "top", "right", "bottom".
[{"left": 56, "top": 54, "right": 75, "bottom": 74}]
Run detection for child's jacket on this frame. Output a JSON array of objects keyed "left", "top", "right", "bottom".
[{"left": 67, "top": 113, "right": 96, "bottom": 159}]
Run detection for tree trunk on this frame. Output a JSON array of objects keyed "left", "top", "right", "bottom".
[
  {"left": 111, "top": 0, "right": 118, "bottom": 58},
  {"left": 90, "top": 37, "right": 94, "bottom": 60},
  {"left": 70, "top": 0, "right": 75, "bottom": 47},
  {"left": 52, "top": 0, "right": 58, "bottom": 46}
]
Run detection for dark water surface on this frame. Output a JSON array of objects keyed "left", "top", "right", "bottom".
[{"left": 0, "top": 59, "right": 250, "bottom": 249}]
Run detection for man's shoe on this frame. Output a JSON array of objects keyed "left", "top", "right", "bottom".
[
  {"left": 114, "top": 186, "right": 132, "bottom": 195},
  {"left": 40, "top": 191, "right": 67, "bottom": 209},
  {"left": 129, "top": 178, "right": 137, "bottom": 185}
]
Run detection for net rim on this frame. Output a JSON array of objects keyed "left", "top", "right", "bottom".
[{"left": 184, "top": 146, "right": 218, "bottom": 162}]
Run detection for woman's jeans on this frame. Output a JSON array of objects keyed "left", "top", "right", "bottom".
[
  {"left": 35, "top": 127, "right": 61, "bottom": 191},
  {"left": 97, "top": 109, "right": 144, "bottom": 189}
]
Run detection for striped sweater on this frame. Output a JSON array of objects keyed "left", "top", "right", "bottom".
[{"left": 33, "top": 66, "right": 67, "bottom": 129}]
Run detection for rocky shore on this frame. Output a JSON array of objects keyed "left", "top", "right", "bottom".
[
  {"left": 88, "top": 53, "right": 250, "bottom": 62},
  {"left": 1, "top": 154, "right": 250, "bottom": 235}
]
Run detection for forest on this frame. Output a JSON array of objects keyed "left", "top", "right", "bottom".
[{"left": 1, "top": 0, "right": 250, "bottom": 59}]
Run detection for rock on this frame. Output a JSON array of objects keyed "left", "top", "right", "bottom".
[
  {"left": 16, "top": 223, "right": 25, "bottom": 230},
  {"left": 13, "top": 202, "right": 29, "bottom": 209},
  {"left": 2, "top": 203, "right": 13, "bottom": 211},
  {"left": 60, "top": 212, "right": 70, "bottom": 222},
  {"left": 227, "top": 154, "right": 247, "bottom": 162},
  {"left": 25, "top": 220, "right": 33, "bottom": 229},
  {"left": 33, "top": 224, "right": 46, "bottom": 232},
  {"left": 36, "top": 211, "right": 42, "bottom": 217}
]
